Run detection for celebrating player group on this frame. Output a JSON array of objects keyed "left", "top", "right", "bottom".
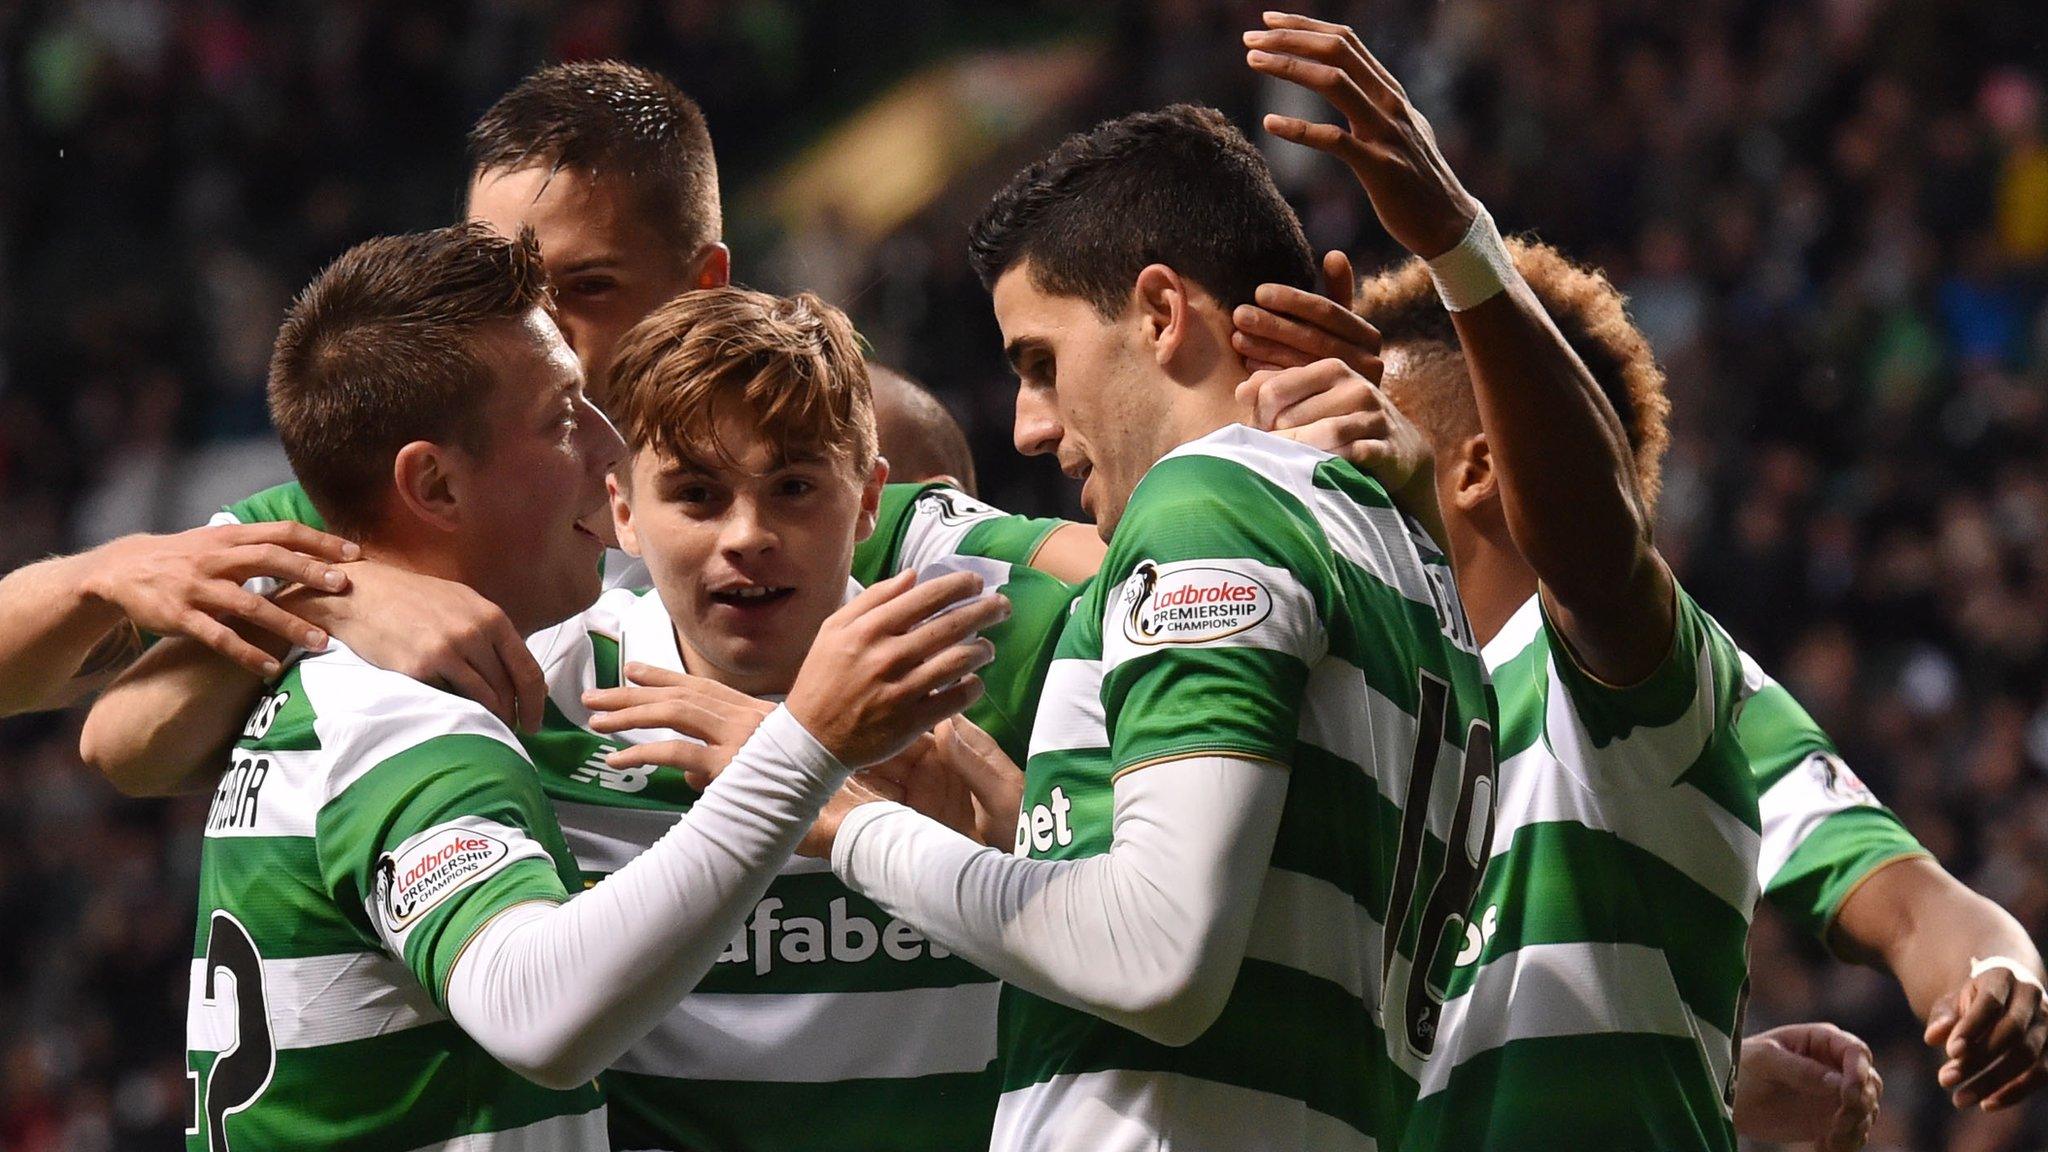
[{"left": 3, "top": 10, "right": 2044, "bottom": 1152}]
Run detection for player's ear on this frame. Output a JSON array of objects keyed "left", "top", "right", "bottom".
[
  {"left": 608, "top": 470, "right": 643, "bottom": 557},
  {"left": 1445, "top": 432, "right": 1497, "bottom": 512},
  {"left": 1133, "top": 263, "right": 1190, "bottom": 368},
  {"left": 854, "top": 458, "right": 887, "bottom": 543},
  {"left": 392, "top": 441, "right": 462, "bottom": 533},
  {"left": 694, "top": 243, "right": 731, "bottom": 290}
]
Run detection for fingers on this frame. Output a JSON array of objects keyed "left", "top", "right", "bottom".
[
  {"left": 1322, "top": 249, "right": 1357, "bottom": 310},
  {"left": 1978, "top": 1053, "right": 2047, "bottom": 1111},
  {"left": 1952, "top": 987, "right": 2046, "bottom": 1108},
  {"left": 603, "top": 740, "right": 725, "bottom": 777},
  {"left": 865, "top": 571, "right": 991, "bottom": 636},
  {"left": 1259, "top": 110, "right": 1374, "bottom": 169},
  {"left": 217, "top": 520, "right": 362, "bottom": 564},
  {"left": 208, "top": 585, "right": 329, "bottom": 654},
  {"left": 1925, "top": 992, "right": 1961, "bottom": 1048},
  {"left": 180, "top": 612, "right": 284, "bottom": 679},
  {"left": 1949, "top": 974, "right": 2009, "bottom": 1056},
  {"left": 904, "top": 674, "right": 988, "bottom": 734},
  {"left": 218, "top": 542, "right": 351, "bottom": 594},
  {"left": 902, "top": 637, "right": 998, "bottom": 699},
  {"left": 1232, "top": 330, "right": 1319, "bottom": 372},
  {"left": 830, "top": 568, "right": 921, "bottom": 621},
  {"left": 1258, "top": 12, "right": 1409, "bottom": 98},
  {"left": 1251, "top": 282, "right": 1380, "bottom": 354},
  {"left": 496, "top": 623, "right": 547, "bottom": 733},
  {"left": 1244, "top": 30, "right": 1381, "bottom": 125},
  {"left": 1234, "top": 302, "right": 1383, "bottom": 383},
  {"left": 450, "top": 623, "right": 522, "bottom": 732},
  {"left": 894, "top": 592, "right": 1011, "bottom": 662},
  {"left": 622, "top": 662, "right": 774, "bottom": 716}
]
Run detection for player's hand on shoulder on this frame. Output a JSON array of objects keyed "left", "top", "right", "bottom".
[
  {"left": 587, "top": 663, "right": 776, "bottom": 790},
  {"left": 288, "top": 559, "right": 543, "bottom": 732},
  {"left": 1243, "top": 358, "right": 1433, "bottom": 495},
  {"left": 1925, "top": 961, "right": 2048, "bottom": 1110},
  {"left": 785, "top": 569, "right": 1009, "bottom": 768},
  {"left": 1735, "top": 1022, "right": 1881, "bottom": 1152},
  {"left": 1244, "top": 12, "right": 1482, "bottom": 260},
  {"left": 85, "top": 522, "right": 357, "bottom": 679}
]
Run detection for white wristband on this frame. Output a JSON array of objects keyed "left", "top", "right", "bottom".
[
  {"left": 1427, "top": 210, "right": 1519, "bottom": 312},
  {"left": 1971, "top": 955, "right": 2047, "bottom": 995}
]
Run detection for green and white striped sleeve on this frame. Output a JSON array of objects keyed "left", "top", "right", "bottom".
[
  {"left": 1740, "top": 654, "right": 1929, "bottom": 943},
  {"left": 853, "top": 483, "right": 1067, "bottom": 586},
  {"left": 314, "top": 705, "right": 572, "bottom": 1011},
  {"left": 1098, "top": 453, "right": 1329, "bottom": 774}
]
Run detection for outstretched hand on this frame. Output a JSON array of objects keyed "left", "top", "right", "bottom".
[
  {"left": 1735, "top": 1023, "right": 1882, "bottom": 1151},
  {"left": 1246, "top": 12, "right": 1481, "bottom": 260}
]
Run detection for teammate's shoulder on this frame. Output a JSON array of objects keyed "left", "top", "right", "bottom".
[{"left": 292, "top": 642, "right": 528, "bottom": 788}]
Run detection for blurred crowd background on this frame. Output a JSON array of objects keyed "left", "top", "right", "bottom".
[{"left": 4, "top": 0, "right": 2048, "bottom": 1148}]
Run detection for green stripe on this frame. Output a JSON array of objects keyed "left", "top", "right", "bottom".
[
  {"left": 1766, "top": 808, "right": 1928, "bottom": 944},
  {"left": 1000, "top": 959, "right": 1401, "bottom": 1143},
  {"left": 188, "top": 1019, "right": 600, "bottom": 1152},
  {"left": 1401, "top": 1032, "right": 1735, "bottom": 1152},
  {"left": 1447, "top": 820, "right": 1750, "bottom": 1030},
  {"left": 591, "top": 632, "right": 622, "bottom": 691},
  {"left": 961, "top": 514, "right": 1066, "bottom": 569},
  {"left": 1738, "top": 680, "right": 1834, "bottom": 792},
  {"left": 605, "top": 1067, "right": 996, "bottom": 1152},
  {"left": 194, "top": 835, "right": 367, "bottom": 959},
  {"left": 527, "top": 700, "right": 704, "bottom": 813},
  {"left": 1104, "top": 644, "right": 1311, "bottom": 775}
]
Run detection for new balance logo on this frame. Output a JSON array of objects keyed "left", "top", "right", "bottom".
[{"left": 570, "top": 747, "right": 654, "bottom": 793}]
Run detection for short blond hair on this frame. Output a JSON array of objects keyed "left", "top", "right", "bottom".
[
  {"left": 606, "top": 288, "right": 876, "bottom": 474},
  {"left": 1357, "top": 238, "right": 1673, "bottom": 514}
]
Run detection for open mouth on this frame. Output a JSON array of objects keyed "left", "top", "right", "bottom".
[{"left": 709, "top": 585, "right": 796, "bottom": 609}]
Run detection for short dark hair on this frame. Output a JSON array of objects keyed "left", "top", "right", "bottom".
[
  {"left": 1359, "top": 238, "right": 1674, "bottom": 513},
  {"left": 269, "top": 223, "right": 552, "bottom": 536},
  {"left": 969, "top": 104, "right": 1316, "bottom": 317},
  {"left": 468, "top": 61, "right": 720, "bottom": 257}
]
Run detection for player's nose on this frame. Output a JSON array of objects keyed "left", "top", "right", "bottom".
[{"left": 1013, "top": 388, "right": 1062, "bottom": 458}]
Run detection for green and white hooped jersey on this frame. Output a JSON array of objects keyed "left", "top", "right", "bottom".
[
  {"left": 1004, "top": 425, "right": 1498, "bottom": 1152},
  {"left": 1399, "top": 593, "right": 1758, "bottom": 1152},
  {"left": 520, "top": 564, "right": 1076, "bottom": 1152},
  {"left": 187, "top": 643, "right": 604, "bottom": 1152},
  {"left": 852, "top": 482, "right": 1069, "bottom": 588},
  {"left": 1742, "top": 653, "right": 1929, "bottom": 942}
]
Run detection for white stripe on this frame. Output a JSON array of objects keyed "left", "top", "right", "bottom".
[
  {"left": 403, "top": 1106, "right": 608, "bottom": 1152},
  {"left": 1244, "top": 867, "right": 1383, "bottom": 1007},
  {"left": 1480, "top": 596, "right": 1544, "bottom": 672},
  {"left": 1419, "top": 940, "right": 1736, "bottom": 1110},
  {"left": 300, "top": 646, "right": 527, "bottom": 803},
  {"left": 1490, "top": 742, "right": 1762, "bottom": 916},
  {"left": 200, "top": 747, "right": 324, "bottom": 839},
  {"left": 1297, "top": 657, "right": 1433, "bottom": 819},
  {"left": 1027, "top": 659, "right": 1107, "bottom": 761},
  {"left": 189, "top": 951, "right": 443, "bottom": 1053},
  {"left": 1756, "top": 752, "right": 1883, "bottom": 888},
  {"left": 994, "top": 1068, "right": 1376, "bottom": 1152},
  {"left": 612, "top": 982, "right": 998, "bottom": 1083},
  {"left": 1541, "top": 638, "right": 1719, "bottom": 790}
]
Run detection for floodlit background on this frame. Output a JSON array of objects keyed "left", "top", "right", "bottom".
[{"left": 3, "top": 1, "right": 2047, "bottom": 1147}]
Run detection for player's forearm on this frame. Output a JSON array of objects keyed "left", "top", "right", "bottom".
[
  {"left": 0, "top": 551, "right": 132, "bottom": 717},
  {"left": 1835, "top": 856, "right": 2042, "bottom": 1020},
  {"left": 834, "top": 755, "right": 1287, "bottom": 1047},
  {"left": 78, "top": 634, "right": 268, "bottom": 796},
  {"left": 446, "top": 705, "right": 847, "bottom": 1089}
]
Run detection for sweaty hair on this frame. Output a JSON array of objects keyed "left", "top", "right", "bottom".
[
  {"left": 1357, "top": 238, "right": 1673, "bottom": 513},
  {"left": 269, "top": 223, "right": 552, "bottom": 537},
  {"left": 969, "top": 104, "right": 1317, "bottom": 317},
  {"left": 606, "top": 288, "right": 876, "bottom": 476},
  {"left": 870, "top": 363, "right": 978, "bottom": 495},
  {"left": 468, "top": 61, "right": 720, "bottom": 257}
]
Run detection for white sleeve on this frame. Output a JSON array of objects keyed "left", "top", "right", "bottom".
[
  {"left": 831, "top": 755, "right": 1288, "bottom": 1047},
  {"left": 445, "top": 705, "right": 845, "bottom": 1089}
]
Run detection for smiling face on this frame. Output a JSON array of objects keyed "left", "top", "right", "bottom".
[
  {"left": 614, "top": 420, "right": 883, "bottom": 695},
  {"left": 995, "top": 262, "right": 1177, "bottom": 540},
  {"left": 449, "top": 307, "right": 626, "bottom": 634},
  {"left": 467, "top": 164, "right": 714, "bottom": 403}
]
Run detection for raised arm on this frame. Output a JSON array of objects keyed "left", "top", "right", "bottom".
[
  {"left": 1246, "top": 11, "right": 1673, "bottom": 681},
  {"left": 0, "top": 523, "right": 353, "bottom": 717}
]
